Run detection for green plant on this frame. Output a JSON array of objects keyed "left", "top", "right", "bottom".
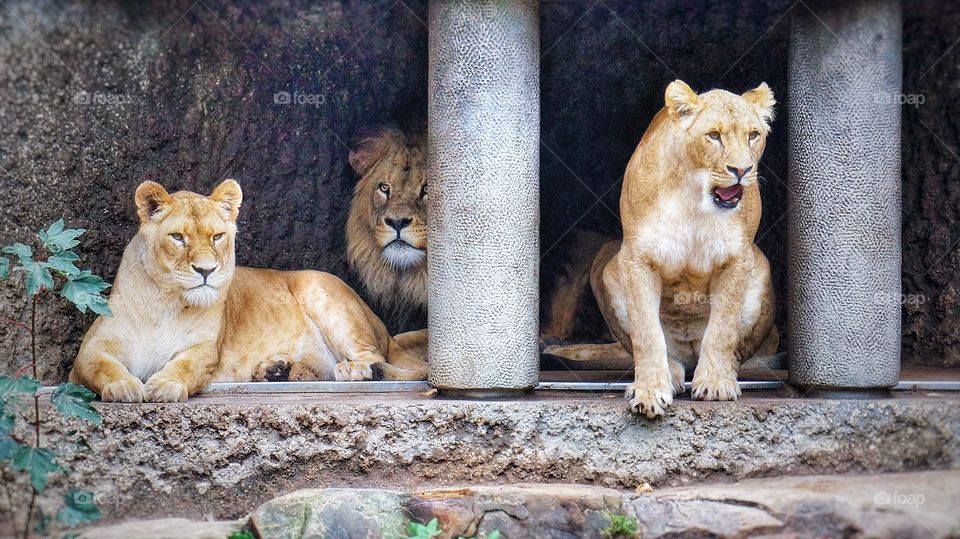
[
  {"left": 600, "top": 513, "right": 638, "bottom": 539},
  {"left": 408, "top": 518, "right": 441, "bottom": 539},
  {"left": 0, "top": 220, "right": 111, "bottom": 538},
  {"left": 227, "top": 530, "right": 255, "bottom": 539},
  {"left": 407, "top": 517, "right": 501, "bottom": 539}
]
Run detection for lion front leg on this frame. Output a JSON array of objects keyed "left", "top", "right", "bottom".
[
  {"left": 692, "top": 256, "right": 750, "bottom": 401},
  {"left": 614, "top": 250, "right": 675, "bottom": 418},
  {"left": 144, "top": 341, "right": 219, "bottom": 402},
  {"left": 70, "top": 341, "right": 146, "bottom": 403}
]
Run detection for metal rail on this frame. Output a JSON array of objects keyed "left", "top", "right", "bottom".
[{"left": 36, "top": 377, "right": 959, "bottom": 396}]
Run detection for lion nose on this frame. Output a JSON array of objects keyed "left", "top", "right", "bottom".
[
  {"left": 726, "top": 165, "right": 753, "bottom": 181},
  {"left": 192, "top": 265, "right": 215, "bottom": 281},
  {"left": 384, "top": 218, "right": 412, "bottom": 234}
]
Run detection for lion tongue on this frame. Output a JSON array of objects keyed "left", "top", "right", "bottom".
[{"left": 714, "top": 184, "right": 743, "bottom": 201}]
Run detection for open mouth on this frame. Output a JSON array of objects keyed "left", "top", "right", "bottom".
[{"left": 712, "top": 184, "right": 744, "bottom": 209}]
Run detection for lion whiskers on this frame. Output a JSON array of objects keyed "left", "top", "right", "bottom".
[
  {"left": 183, "top": 285, "right": 222, "bottom": 308},
  {"left": 381, "top": 242, "right": 425, "bottom": 270}
]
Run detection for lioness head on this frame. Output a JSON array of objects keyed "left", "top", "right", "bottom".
[
  {"left": 346, "top": 129, "right": 428, "bottom": 309},
  {"left": 664, "top": 80, "right": 775, "bottom": 210},
  {"left": 134, "top": 179, "right": 242, "bottom": 308}
]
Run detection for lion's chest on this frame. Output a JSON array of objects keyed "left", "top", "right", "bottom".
[
  {"left": 125, "top": 311, "right": 218, "bottom": 381},
  {"left": 633, "top": 193, "right": 745, "bottom": 277}
]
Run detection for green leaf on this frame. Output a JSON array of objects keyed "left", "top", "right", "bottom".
[
  {"left": 227, "top": 532, "right": 255, "bottom": 539},
  {"left": 61, "top": 271, "right": 112, "bottom": 316},
  {"left": 57, "top": 488, "right": 102, "bottom": 527},
  {"left": 0, "top": 432, "right": 19, "bottom": 460},
  {"left": 39, "top": 220, "right": 85, "bottom": 254},
  {"left": 34, "top": 507, "right": 51, "bottom": 533},
  {"left": 12, "top": 446, "right": 58, "bottom": 492},
  {"left": 16, "top": 259, "right": 54, "bottom": 296},
  {"left": 408, "top": 518, "right": 442, "bottom": 539},
  {"left": 2, "top": 243, "right": 33, "bottom": 264},
  {"left": 52, "top": 383, "right": 102, "bottom": 426},
  {"left": 0, "top": 409, "right": 14, "bottom": 432},
  {"left": 0, "top": 374, "right": 40, "bottom": 398},
  {"left": 46, "top": 251, "right": 81, "bottom": 277},
  {"left": 0, "top": 257, "right": 8, "bottom": 279}
]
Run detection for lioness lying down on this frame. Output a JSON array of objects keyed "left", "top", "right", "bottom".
[{"left": 69, "top": 180, "right": 427, "bottom": 402}]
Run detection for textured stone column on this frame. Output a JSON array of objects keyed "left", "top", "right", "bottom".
[
  {"left": 787, "top": 0, "right": 902, "bottom": 389},
  {"left": 427, "top": 0, "right": 540, "bottom": 393}
]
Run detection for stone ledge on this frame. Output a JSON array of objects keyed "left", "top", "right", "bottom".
[
  {"left": 83, "top": 472, "right": 960, "bottom": 538},
  {"left": 27, "top": 391, "right": 960, "bottom": 523}
]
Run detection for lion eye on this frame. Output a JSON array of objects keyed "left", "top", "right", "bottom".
[
  {"left": 420, "top": 184, "right": 428, "bottom": 198},
  {"left": 707, "top": 131, "right": 721, "bottom": 142},
  {"left": 378, "top": 183, "right": 390, "bottom": 197},
  {"left": 213, "top": 233, "right": 225, "bottom": 243},
  {"left": 170, "top": 233, "right": 185, "bottom": 245},
  {"left": 749, "top": 131, "right": 760, "bottom": 142}
]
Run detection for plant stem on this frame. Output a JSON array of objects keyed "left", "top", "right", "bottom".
[
  {"left": 2, "top": 471, "right": 18, "bottom": 537},
  {"left": 31, "top": 295, "right": 38, "bottom": 446},
  {"left": 22, "top": 488, "right": 35, "bottom": 539},
  {"left": 22, "top": 295, "right": 39, "bottom": 539},
  {"left": 0, "top": 317, "right": 31, "bottom": 334}
]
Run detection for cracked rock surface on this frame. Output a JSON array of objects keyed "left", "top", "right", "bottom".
[
  {"left": 20, "top": 392, "right": 960, "bottom": 524},
  {"left": 81, "top": 472, "right": 960, "bottom": 538}
]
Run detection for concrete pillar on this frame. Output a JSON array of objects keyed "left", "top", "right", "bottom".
[
  {"left": 426, "top": 0, "right": 540, "bottom": 393},
  {"left": 787, "top": 0, "right": 902, "bottom": 389}
]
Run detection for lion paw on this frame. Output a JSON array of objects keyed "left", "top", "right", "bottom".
[
  {"left": 254, "top": 359, "right": 291, "bottom": 382},
  {"left": 100, "top": 376, "right": 146, "bottom": 403},
  {"left": 334, "top": 361, "right": 375, "bottom": 381},
  {"left": 668, "top": 359, "right": 686, "bottom": 394},
  {"left": 625, "top": 380, "right": 674, "bottom": 419},
  {"left": 691, "top": 368, "right": 741, "bottom": 401},
  {"left": 144, "top": 375, "right": 189, "bottom": 402}
]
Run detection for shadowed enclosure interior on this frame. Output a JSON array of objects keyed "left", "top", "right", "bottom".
[{"left": 0, "top": 0, "right": 958, "bottom": 384}]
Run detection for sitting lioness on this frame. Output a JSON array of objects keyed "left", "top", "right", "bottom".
[
  {"left": 69, "top": 180, "right": 427, "bottom": 402},
  {"left": 596, "top": 80, "right": 779, "bottom": 417}
]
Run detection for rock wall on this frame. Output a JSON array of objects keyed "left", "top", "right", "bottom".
[
  {"left": 0, "top": 0, "right": 957, "bottom": 380},
  {"left": 12, "top": 393, "right": 960, "bottom": 523}
]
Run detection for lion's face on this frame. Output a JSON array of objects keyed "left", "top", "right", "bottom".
[
  {"left": 134, "top": 180, "right": 243, "bottom": 307},
  {"left": 363, "top": 156, "right": 427, "bottom": 270},
  {"left": 346, "top": 129, "right": 429, "bottom": 309},
  {"left": 665, "top": 81, "right": 775, "bottom": 211}
]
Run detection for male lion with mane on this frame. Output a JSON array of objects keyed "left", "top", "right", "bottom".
[
  {"left": 346, "top": 128, "right": 429, "bottom": 354},
  {"left": 70, "top": 180, "right": 427, "bottom": 402}
]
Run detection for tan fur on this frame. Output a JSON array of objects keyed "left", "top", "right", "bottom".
[
  {"left": 595, "top": 81, "right": 779, "bottom": 417},
  {"left": 346, "top": 128, "right": 428, "bottom": 312},
  {"left": 69, "top": 180, "right": 426, "bottom": 402}
]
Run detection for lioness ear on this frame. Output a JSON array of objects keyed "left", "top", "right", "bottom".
[
  {"left": 135, "top": 181, "right": 171, "bottom": 224},
  {"left": 665, "top": 80, "right": 700, "bottom": 120},
  {"left": 210, "top": 179, "right": 243, "bottom": 222},
  {"left": 743, "top": 82, "right": 776, "bottom": 127}
]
